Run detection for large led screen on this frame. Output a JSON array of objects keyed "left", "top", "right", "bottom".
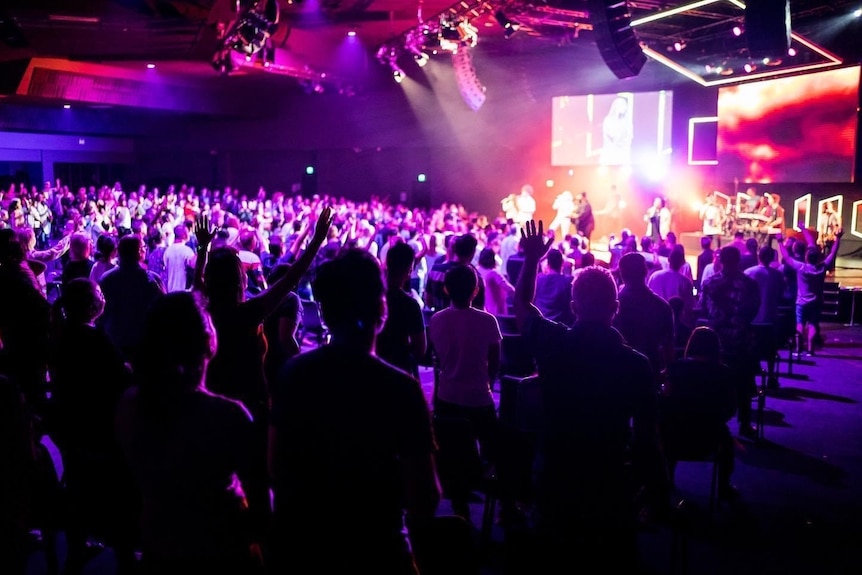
[
  {"left": 717, "top": 66, "right": 860, "bottom": 183},
  {"left": 551, "top": 90, "right": 673, "bottom": 166}
]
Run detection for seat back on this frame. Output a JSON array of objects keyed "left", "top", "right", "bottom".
[
  {"left": 495, "top": 315, "right": 519, "bottom": 337},
  {"left": 299, "top": 299, "right": 329, "bottom": 346}
]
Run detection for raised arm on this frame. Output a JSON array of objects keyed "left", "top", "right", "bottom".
[
  {"left": 192, "top": 215, "right": 218, "bottom": 293},
  {"left": 775, "top": 241, "right": 786, "bottom": 264},
  {"left": 248, "top": 206, "right": 334, "bottom": 319},
  {"left": 513, "top": 220, "right": 554, "bottom": 333},
  {"left": 801, "top": 226, "right": 816, "bottom": 247}
]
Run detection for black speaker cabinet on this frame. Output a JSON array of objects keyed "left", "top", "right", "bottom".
[
  {"left": 745, "top": 0, "right": 791, "bottom": 59},
  {"left": 588, "top": 0, "right": 646, "bottom": 79}
]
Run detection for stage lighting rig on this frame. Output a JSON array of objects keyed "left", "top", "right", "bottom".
[{"left": 215, "top": 0, "right": 280, "bottom": 70}]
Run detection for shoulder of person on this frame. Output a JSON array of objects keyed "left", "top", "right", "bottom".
[{"left": 199, "top": 388, "right": 254, "bottom": 423}]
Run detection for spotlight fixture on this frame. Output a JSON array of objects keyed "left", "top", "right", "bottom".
[
  {"left": 393, "top": 68, "right": 405, "bottom": 83},
  {"left": 732, "top": 25, "right": 743, "bottom": 36},
  {"left": 440, "top": 18, "right": 461, "bottom": 41},
  {"left": 215, "top": 0, "right": 280, "bottom": 72},
  {"left": 788, "top": 47, "right": 797, "bottom": 56},
  {"left": 439, "top": 16, "right": 478, "bottom": 52},
  {"left": 413, "top": 51, "right": 429, "bottom": 67},
  {"left": 494, "top": 11, "right": 519, "bottom": 39}
]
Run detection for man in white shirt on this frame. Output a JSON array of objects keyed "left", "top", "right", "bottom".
[
  {"left": 163, "top": 224, "right": 195, "bottom": 292},
  {"left": 648, "top": 246, "right": 695, "bottom": 327}
]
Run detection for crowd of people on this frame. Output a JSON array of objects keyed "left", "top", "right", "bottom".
[{"left": 0, "top": 176, "right": 845, "bottom": 574}]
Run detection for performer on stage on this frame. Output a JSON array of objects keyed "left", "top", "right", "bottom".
[
  {"left": 760, "top": 193, "right": 785, "bottom": 236},
  {"left": 817, "top": 201, "right": 839, "bottom": 246},
  {"left": 644, "top": 196, "right": 671, "bottom": 244},
  {"left": 570, "top": 192, "right": 595, "bottom": 248},
  {"left": 549, "top": 190, "right": 576, "bottom": 239},
  {"left": 818, "top": 201, "right": 840, "bottom": 273},
  {"left": 699, "top": 192, "right": 725, "bottom": 247},
  {"left": 501, "top": 193, "right": 518, "bottom": 223},
  {"left": 513, "top": 185, "right": 536, "bottom": 227}
]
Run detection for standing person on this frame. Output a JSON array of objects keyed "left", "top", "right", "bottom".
[
  {"left": 549, "top": 191, "right": 575, "bottom": 239},
  {"left": 761, "top": 193, "right": 786, "bottom": 236},
  {"left": 513, "top": 220, "right": 668, "bottom": 573},
  {"left": 745, "top": 246, "right": 786, "bottom": 388},
  {"left": 98, "top": 235, "right": 165, "bottom": 363},
  {"left": 699, "top": 192, "right": 725, "bottom": 247},
  {"left": 695, "top": 236, "right": 715, "bottom": 291},
  {"left": 428, "top": 264, "right": 502, "bottom": 520},
  {"left": 534, "top": 248, "right": 576, "bottom": 327},
  {"left": 644, "top": 196, "right": 671, "bottom": 245},
  {"left": 269, "top": 249, "right": 446, "bottom": 574},
  {"left": 514, "top": 185, "right": 536, "bottom": 228},
  {"left": 163, "top": 224, "right": 196, "bottom": 292},
  {"left": 570, "top": 192, "right": 595, "bottom": 248},
  {"left": 615, "top": 252, "right": 675, "bottom": 384},
  {"left": 776, "top": 228, "right": 843, "bottom": 356},
  {"left": 476, "top": 247, "right": 514, "bottom": 317},
  {"left": 192, "top": 209, "right": 331, "bottom": 424},
  {"left": 700, "top": 246, "right": 761, "bottom": 438},
  {"left": 817, "top": 201, "right": 840, "bottom": 273},
  {"left": 377, "top": 242, "right": 427, "bottom": 380}
]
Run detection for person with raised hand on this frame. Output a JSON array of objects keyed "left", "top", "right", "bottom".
[
  {"left": 191, "top": 207, "right": 333, "bottom": 419},
  {"left": 514, "top": 219, "right": 668, "bottom": 573}
]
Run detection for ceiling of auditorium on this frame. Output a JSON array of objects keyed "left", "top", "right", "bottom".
[{"left": 0, "top": 0, "right": 859, "bottom": 99}]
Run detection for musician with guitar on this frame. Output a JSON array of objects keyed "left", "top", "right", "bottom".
[{"left": 760, "top": 193, "right": 785, "bottom": 236}]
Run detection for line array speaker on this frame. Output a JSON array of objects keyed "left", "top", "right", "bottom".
[{"left": 588, "top": 0, "right": 646, "bottom": 79}]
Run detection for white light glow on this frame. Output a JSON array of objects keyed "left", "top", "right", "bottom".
[{"left": 631, "top": 0, "right": 721, "bottom": 27}]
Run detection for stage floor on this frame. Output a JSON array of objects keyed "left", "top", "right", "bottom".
[{"left": 590, "top": 236, "right": 862, "bottom": 289}]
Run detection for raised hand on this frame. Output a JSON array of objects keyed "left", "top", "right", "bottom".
[
  {"left": 311, "top": 206, "right": 334, "bottom": 245},
  {"left": 520, "top": 220, "right": 554, "bottom": 262},
  {"left": 836, "top": 228, "right": 844, "bottom": 240},
  {"left": 194, "top": 214, "right": 218, "bottom": 248}
]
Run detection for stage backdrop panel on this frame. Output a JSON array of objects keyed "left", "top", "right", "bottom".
[{"left": 717, "top": 66, "right": 860, "bottom": 184}]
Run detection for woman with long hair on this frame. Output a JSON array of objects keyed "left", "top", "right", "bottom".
[{"left": 191, "top": 207, "right": 333, "bottom": 422}]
